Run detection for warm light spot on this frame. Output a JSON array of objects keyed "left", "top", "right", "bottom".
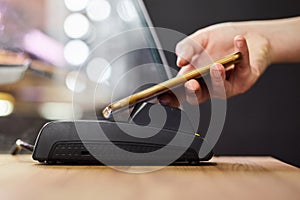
[
  {"left": 38, "top": 102, "right": 82, "bottom": 120},
  {"left": 0, "top": 93, "right": 15, "bottom": 117}
]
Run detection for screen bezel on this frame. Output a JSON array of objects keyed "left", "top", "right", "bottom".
[{"left": 136, "top": 0, "right": 173, "bottom": 80}]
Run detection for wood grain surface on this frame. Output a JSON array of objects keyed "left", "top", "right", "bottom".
[{"left": 0, "top": 155, "right": 299, "bottom": 200}]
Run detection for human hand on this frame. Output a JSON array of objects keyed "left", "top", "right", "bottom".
[{"left": 159, "top": 22, "right": 272, "bottom": 107}]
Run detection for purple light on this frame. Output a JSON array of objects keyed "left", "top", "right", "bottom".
[{"left": 23, "top": 29, "right": 66, "bottom": 67}]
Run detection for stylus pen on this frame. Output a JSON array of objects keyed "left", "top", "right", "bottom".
[{"left": 102, "top": 52, "right": 242, "bottom": 119}]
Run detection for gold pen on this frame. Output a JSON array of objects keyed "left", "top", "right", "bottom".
[{"left": 102, "top": 52, "right": 242, "bottom": 119}]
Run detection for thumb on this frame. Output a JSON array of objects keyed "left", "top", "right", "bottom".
[{"left": 233, "top": 35, "right": 251, "bottom": 78}]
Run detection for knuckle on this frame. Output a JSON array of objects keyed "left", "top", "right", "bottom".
[
  {"left": 212, "top": 76, "right": 224, "bottom": 85},
  {"left": 175, "top": 41, "right": 185, "bottom": 54}
]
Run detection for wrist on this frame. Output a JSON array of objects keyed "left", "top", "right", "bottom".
[{"left": 258, "top": 17, "right": 300, "bottom": 63}]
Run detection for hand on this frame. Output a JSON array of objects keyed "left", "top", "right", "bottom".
[{"left": 159, "top": 22, "right": 272, "bottom": 106}]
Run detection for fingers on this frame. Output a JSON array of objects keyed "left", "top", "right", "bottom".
[
  {"left": 158, "top": 92, "right": 181, "bottom": 108},
  {"left": 176, "top": 43, "right": 194, "bottom": 67},
  {"left": 210, "top": 63, "right": 228, "bottom": 98},
  {"left": 184, "top": 79, "right": 209, "bottom": 105},
  {"left": 176, "top": 32, "right": 207, "bottom": 67},
  {"left": 160, "top": 64, "right": 227, "bottom": 106},
  {"left": 230, "top": 35, "right": 254, "bottom": 94},
  {"left": 174, "top": 34, "right": 252, "bottom": 105},
  {"left": 176, "top": 64, "right": 195, "bottom": 77},
  {"left": 158, "top": 85, "right": 186, "bottom": 108},
  {"left": 234, "top": 35, "right": 251, "bottom": 77}
]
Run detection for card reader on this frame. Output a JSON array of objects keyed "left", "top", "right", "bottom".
[{"left": 32, "top": 103, "right": 213, "bottom": 165}]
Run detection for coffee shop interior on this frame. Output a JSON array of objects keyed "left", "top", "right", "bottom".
[{"left": 0, "top": 0, "right": 300, "bottom": 167}]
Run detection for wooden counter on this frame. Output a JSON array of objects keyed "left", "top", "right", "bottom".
[{"left": 0, "top": 155, "right": 299, "bottom": 200}]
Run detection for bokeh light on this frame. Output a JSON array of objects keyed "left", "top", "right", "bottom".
[
  {"left": 64, "top": 0, "right": 89, "bottom": 12},
  {"left": 64, "top": 13, "right": 90, "bottom": 39},
  {"left": 117, "top": 0, "right": 138, "bottom": 22},
  {"left": 0, "top": 93, "right": 15, "bottom": 117},
  {"left": 64, "top": 40, "right": 89, "bottom": 66},
  {"left": 38, "top": 102, "right": 83, "bottom": 120},
  {"left": 65, "top": 71, "right": 87, "bottom": 93},
  {"left": 86, "top": 57, "right": 111, "bottom": 83},
  {"left": 0, "top": 100, "right": 14, "bottom": 117},
  {"left": 86, "top": 0, "right": 111, "bottom": 21}
]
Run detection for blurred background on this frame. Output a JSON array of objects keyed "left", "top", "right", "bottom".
[
  {"left": 0, "top": 0, "right": 299, "bottom": 166},
  {"left": 0, "top": 0, "right": 170, "bottom": 152}
]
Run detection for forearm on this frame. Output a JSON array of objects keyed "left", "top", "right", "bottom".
[{"left": 238, "top": 16, "right": 300, "bottom": 64}]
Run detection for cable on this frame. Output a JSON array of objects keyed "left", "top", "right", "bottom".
[{"left": 10, "top": 139, "right": 34, "bottom": 155}]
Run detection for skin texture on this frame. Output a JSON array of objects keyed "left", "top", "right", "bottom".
[{"left": 159, "top": 17, "right": 300, "bottom": 107}]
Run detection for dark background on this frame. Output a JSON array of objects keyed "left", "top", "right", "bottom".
[{"left": 144, "top": 0, "right": 300, "bottom": 167}]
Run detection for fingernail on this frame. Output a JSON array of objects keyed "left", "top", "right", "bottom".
[
  {"left": 185, "top": 82, "right": 198, "bottom": 94},
  {"left": 237, "top": 39, "right": 244, "bottom": 48},
  {"left": 176, "top": 57, "right": 183, "bottom": 66},
  {"left": 159, "top": 98, "right": 169, "bottom": 105}
]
